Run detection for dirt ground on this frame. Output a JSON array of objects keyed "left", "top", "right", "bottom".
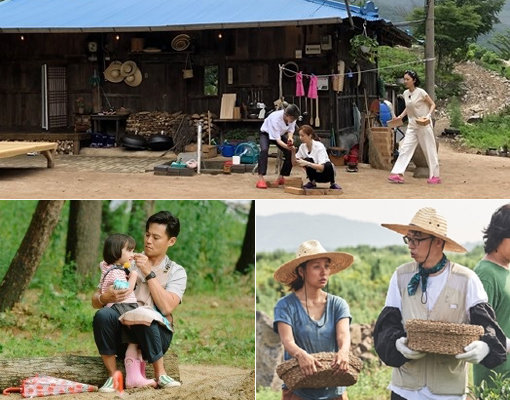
[
  {"left": 4, "top": 364, "right": 254, "bottom": 400},
  {"left": 0, "top": 136, "right": 508, "bottom": 199}
]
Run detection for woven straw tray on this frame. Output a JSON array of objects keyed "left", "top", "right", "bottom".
[
  {"left": 406, "top": 319, "right": 484, "bottom": 355},
  {"left": 276, "top": 352, "right": 362, "bottom": 390}
]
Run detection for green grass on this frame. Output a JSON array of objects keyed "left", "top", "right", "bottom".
[
  {"left": 0, "top": 286, "right": 254, "bottom": 369},
  {"left": 460, "top": 111, "right": 510, "bottom": 150}
]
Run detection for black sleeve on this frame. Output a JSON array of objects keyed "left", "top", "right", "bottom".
[
  {"left": 373, "top": 306, "right": 408, "bottom": 368},
  {"left": 469, "top": 302, "right": 507, "bottom": 369}
]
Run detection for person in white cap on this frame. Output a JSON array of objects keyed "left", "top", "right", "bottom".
[
  {"left": 373, "top": 207, "right": 507, "bottom": 400},
  {"left": 473, "top": 203, "right": 510, "bottom": 389},
  {"left": 273, "top": 240, "right": 354, "bottom": 400}
]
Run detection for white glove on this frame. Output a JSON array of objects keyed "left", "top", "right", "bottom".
[
  {"left": 396, "top": 337, "right": 426, "bottom": 360},
  {"left": 455, "top": 340, "right": 489, "bottom": 364}
]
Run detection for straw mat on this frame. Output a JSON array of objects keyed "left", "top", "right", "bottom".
[
  {"left": 406, "top": 319, "right": 484, "bottom": 355},
  {"left": 276, "top": 352, "right": 362, "bottom": 390}
]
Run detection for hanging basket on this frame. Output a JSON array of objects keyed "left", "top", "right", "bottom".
[{"left": 183, "top": 55, "right": 193, "bottom": 79}]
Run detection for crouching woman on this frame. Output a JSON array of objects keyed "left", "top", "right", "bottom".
[{"left": 292, "top": 125, "right": 341, "bottom": 190}]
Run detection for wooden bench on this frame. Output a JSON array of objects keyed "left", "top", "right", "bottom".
[{"left": 0, "top": 141, "right": 57, "bottom": 168}]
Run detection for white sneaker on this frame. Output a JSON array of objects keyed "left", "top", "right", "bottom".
[
  {"left": 98, "top": 377, "right": 115, "bottom": 393},
  {"left": 158, "top": 375, "right": 181, "bottom": 388}
]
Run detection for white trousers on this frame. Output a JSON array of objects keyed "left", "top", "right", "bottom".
[{"left": 391, "top": 124, "right": 440, "bottom": 178}]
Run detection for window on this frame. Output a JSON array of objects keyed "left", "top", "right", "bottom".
[{"left": 204, "top": 65, "right": 218, "bottom": 96}]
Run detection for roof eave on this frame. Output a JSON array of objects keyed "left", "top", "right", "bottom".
[{"left": 0, "top": 18, "right": 344, "bottom": 34}]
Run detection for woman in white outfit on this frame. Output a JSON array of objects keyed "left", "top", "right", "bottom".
[{"left": 388, "top": 70, "right": 441, "bottom": 185}]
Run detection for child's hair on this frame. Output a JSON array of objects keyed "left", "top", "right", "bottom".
[
  {"left": 146, "top": 210, "right": 180, "bottom": 238},
  {"left": 299, "top": 124, "right": 321, "bottom": 141},
  {"left": 103, "top": 233, "right": 136, "bottom": 265}
]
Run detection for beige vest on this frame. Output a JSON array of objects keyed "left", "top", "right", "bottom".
[{"left": 392, "top": 261, "right": 472, "bottom": 395}]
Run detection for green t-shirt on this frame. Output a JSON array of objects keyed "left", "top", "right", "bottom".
[{"left": 473, "top": 259, "right": 510, "bottom": 387}]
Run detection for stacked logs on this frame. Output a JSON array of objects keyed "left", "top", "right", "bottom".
[
  {"left": 126, "top": 111, "right": 217, "bottom": 138},
  {"left": 56, "top": 140, "right": 75, "bottom": 155},
  {"left": 126, "top": 111, "right": 218, "bottom": 153}
]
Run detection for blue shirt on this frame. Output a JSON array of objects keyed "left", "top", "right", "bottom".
[{"left": 273, "top": 292, "right": 351, "bottom": 400}]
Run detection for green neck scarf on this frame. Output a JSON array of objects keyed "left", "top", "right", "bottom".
[{"left": 407, "top": 254, "right": 448, "bottom": 297}]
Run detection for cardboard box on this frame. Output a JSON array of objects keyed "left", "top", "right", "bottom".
[{"left": 184, "top": 144, "right": 218, "bottom": 159}]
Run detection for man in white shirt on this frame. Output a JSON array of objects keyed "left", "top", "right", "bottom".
[
  {"left": 373, "top": 207, "right": 506, "bottom": 400},
  {"left": 256, "top": 104, "right": 300, "bottom": 189}
]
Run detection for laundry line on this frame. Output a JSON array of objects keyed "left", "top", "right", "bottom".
[{"left": 280, "top": 58, "right": 436, "bottom": 79}]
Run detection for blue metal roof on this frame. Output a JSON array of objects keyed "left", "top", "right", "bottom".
[{"left": 0, "top": 0, "right": 385, "bottom": 32}]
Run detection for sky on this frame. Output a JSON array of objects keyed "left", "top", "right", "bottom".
[{"left": 256, "top": 199, "right": 510, "bottom": 244}]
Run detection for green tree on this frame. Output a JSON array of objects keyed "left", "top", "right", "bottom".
[
  {"left": 489, "top": 29, "right": 510, "bottom": 60},
  {"left": 440, "top": 0, "right": 505, "bottom": 37},
  {"left": 410, "top": 1, "right": 482, "bottom": 70}
]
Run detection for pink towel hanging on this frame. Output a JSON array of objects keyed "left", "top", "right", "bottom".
[
  {"left": 295, "top": 72, "right": 305, "bottom": 97},
  {"left": 307, "top": 75, "right": 318, "bottom": 99}
]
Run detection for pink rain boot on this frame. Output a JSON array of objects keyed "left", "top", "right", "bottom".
[
  {"left": 140, "top": 360, "right": 147, "bottom": 378},
  {"left": 125, "top": 357, "right": 157, "bottom": 389}
]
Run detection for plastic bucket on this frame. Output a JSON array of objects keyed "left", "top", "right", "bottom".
[
  {"left": 221, "top": 144, "right": 236, "bottom": 157},
  {"left": 232, "top": 155, "right": 241, "bottom": 165}
]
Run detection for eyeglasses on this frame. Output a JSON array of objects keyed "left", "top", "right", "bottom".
[
  {"left": 403, "top": 235, "right": 433, "bottom": 246},
  {"left": 404, "top": 70, "right": 417, "bottom": 77}
]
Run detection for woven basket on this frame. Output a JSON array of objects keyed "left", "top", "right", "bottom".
[
  {"left": 406, "top": 319, "right": 484, "bottom": 355},
  {"left": 415, "top": 117, "right": 430, "bottom": 126},
  {"left": 276, "top": 352, "right": 362, "bottom": 390}
]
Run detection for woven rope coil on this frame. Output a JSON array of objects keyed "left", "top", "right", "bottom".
[
  {"left": 406, "top": 319, "right": 484, "bottom": 355},
  {"left": 275, "top": 352, "right": 362, "bottom": 390}
]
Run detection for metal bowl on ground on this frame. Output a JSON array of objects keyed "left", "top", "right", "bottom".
[
  {"left": 122, "top": 134, "right": 147, "bottom": 150},
  {"left": 147, "top": 134, "right": 174, "bottom": 151}
]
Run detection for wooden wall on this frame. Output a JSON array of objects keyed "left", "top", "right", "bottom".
[{"left": 0, "top": 24, "right": 378, "bottom": 131}]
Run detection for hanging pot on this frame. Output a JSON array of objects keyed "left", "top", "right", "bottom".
[{"left": 360, "top": 45, "right": 371, "bottom": 54}]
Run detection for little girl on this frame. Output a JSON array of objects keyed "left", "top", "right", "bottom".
[
  {"left": 98, "top": 233, "right": 157, "bottom": 391},
  {"left": 292, "top": 124, "right": 341, "bottom": 190}
]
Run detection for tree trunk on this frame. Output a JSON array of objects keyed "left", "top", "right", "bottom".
[
  {"left": 0, "top": 353, "right": 180, "bottom": 389},
  {"left": 65, "top": 200, "right": 103, "bottom": 280},
  {"left": 235, "top": 200, "right": 255, "bottom": 274},
  {"left": 0, "top": 200, "right": 64, "bottom": 312}
]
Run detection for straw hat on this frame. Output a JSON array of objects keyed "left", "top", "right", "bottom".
[
  {"left": 124, "top": 69, "right": 142, "bottom": 87},
  {"left": 171, "top": 34, "right": 191, "bottom": 51},
  {"left": 103, "top": 61, "right": 123, "bottom": 83},
  {"left": 120, "top": 61, "right": 138, "bottom": 77},
  {"left": 274, "top": 240, "right": 354, "bottom": 285},
  {"left": 381, "top": 207, "right": 467, "bottom": 253}
]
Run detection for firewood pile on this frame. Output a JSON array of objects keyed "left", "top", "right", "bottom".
[
  {"left": 126, "top": 111, "right": 219, "bottom": 153},
  {"left": 56, "top": 140, "right": 76, "bottom": 155}
]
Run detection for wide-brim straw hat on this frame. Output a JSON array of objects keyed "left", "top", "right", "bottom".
[
  {"left": 381, "top": 207, "right": 467, "bottom": 253},
  {"left": 124, "top": 69, "right": 142, "bottom": 87},
  {"left": 120, "top": 60, "right": 139, "bottom": 77},
  {"left": 171, "top": 33, "right": 191, "bottom": 51},
  {"left": 274, "top": 240, "right": 354, "bottom": 285},
  {"left": 103, "top": 61, "right": 124, "bottom": 83}
]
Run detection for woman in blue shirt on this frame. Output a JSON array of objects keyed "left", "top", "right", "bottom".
[{"left": 273, "top": 240, "right": 354, "bottom": 400}]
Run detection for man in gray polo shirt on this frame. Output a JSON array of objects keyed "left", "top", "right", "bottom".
[{"left": 92, "top": 211, "right": 187, "bottom": 391}]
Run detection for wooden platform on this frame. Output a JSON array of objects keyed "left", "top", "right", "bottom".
[
  {"left": 284, "top": 186, "right": 343, "bottom": 196},
  {"left": 266, "top": 177, "right": 303, "bottom": 188},
  {"left": 0, "top": 132, "right": 89, "bottom": 154},
  {"left": 0, "top": 141, "right": 57, "bottom": 168}
]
